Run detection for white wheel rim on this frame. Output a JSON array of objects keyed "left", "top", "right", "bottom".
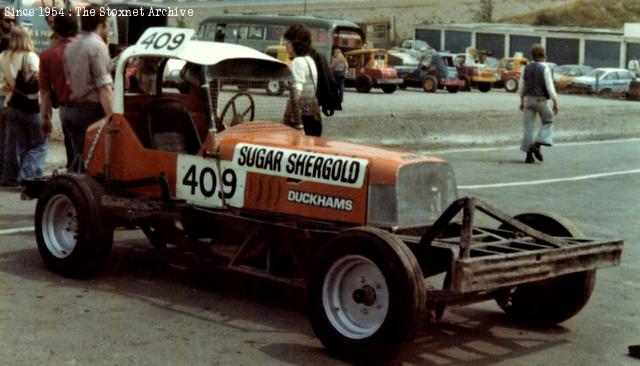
[
  {"left": 507, "top": 79, "right": 516, "bottom": 90},
  {"left": 322, "top": 255, "right": 389, "bottom": 339},
  {"left": 267, "top": 80, "right": 279, "bottom": 93},
  {"left": 42, "top": 194, "right": 78, "bottom": 258}
]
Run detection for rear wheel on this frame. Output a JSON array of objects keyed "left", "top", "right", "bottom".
[
  {"left": 381, "top": 84, "right": 397, "bottom": 94},
  {"left": 446, "top": 85, "right": 459, "bottom": 93},
  {"left": 35, "top": 174, "right": 113, "bottom": 277},
  {"left": 504, "top": 78, "right": 518, "bottom": 93},
  {"left": 356, "top": 76, "right": 372, "bottom": 93},
  {"left": 421, "top": 76, "right": 438, "bottom": 93},
  {"left": 496, "top": 213, "right": 596, "bottom": 325},
  {"left": 308, "top": 227, "right": 426, "bottom": 363},
  {"left": 477, "top": 82, "right": 491, "bottom": 92}
]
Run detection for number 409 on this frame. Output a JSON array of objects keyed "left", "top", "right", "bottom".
[{"left": 182, "top": 165, "right": 237, "bottom": 199}]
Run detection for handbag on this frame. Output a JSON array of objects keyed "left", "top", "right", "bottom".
[
  {"left": 8, "top": 54, "right": 39, "bottom": 113},
  {"left": 299, "top": 57, "right": 321, "bottom": 120}
]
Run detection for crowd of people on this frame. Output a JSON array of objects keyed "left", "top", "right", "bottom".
[{"left": 0, "top": 4, "right": 112, "bottom": 188}]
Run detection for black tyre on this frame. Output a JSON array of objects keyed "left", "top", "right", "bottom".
[
  {"left": 421, "top": 76, "right": 438, "bottom": 93},
  {"left": 496, "top": 213, "right": 596, "bottom": 325},
  {"left": 308, "top": 227, "right": 426, "bottom": 363},
  {"left": 381, "top": 84, "right": 397, "bottom": 94},
  {"left": 504, "top": 78, "right": 518, "bottom": 93},
  {"left": 446, "top": 85, "right": 459, "bottom": 93},
  {"left": 477, "top": 82, "right": 491, "bottom": 92},
  {"left": 356, "top": 76, "right": 372, "bottom": 93},
  {"left": 399, "top": 82, "right": 407, "bottom": 90},
  {"left": 35, "top": 174, "right": 113, "bottom": 277}
]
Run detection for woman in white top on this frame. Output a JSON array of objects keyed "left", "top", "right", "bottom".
[
  {"left": 283, "top": 24, "right": 321, "bottom": 136},
  {"left": 0, "top": 26, "right": 46, "bottom": 182}
]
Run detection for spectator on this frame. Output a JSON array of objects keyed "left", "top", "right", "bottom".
[
  {"left": 517, "top": 43, "right": 558, "bottom": 164},
  {"left": 628, "top": 55, "right": 640, "bottom": 78},
  {"left": 39, "top": 10, "right": 77, "bottom": 170},
  {"left": 0, "top": 10, "right": 16, "bottom": 186},
  {"left": 284, "top": 24, "right": 321, "bottom": 136},
  {"left": 330, "top": 47, "right": 347, "bottom": 103},
  {"left": 63, "top": 3, "right": 113, "bottom": 168},
  {"left": 1, "top": 26, "right": 47, "bottom": 182}
]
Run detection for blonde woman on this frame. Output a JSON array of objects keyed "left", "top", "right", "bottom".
[{"left": 0, "top": 26, "right": 46, "bottom": 183}]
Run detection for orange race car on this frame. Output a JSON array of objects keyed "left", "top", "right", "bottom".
[{"left": 24, "top": 28, "right": 623, "bottom": 364}]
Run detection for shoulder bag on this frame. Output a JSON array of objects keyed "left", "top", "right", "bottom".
[
  {"left": 8, "top": 53, "right": 39, "bottom": 113},
  {"left": 298, "top": 57, "right": 321, "bottom": 120}
]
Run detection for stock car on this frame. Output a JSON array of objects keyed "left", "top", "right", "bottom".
[{"left": 24, "top": 28, "right": 623, "bottom": 364}]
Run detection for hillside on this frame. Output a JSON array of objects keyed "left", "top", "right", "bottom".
[{"left": 500, "top": 0, "right": 640, "bottom": 28}]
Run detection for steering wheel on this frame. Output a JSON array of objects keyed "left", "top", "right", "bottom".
[{"left": 220, "top": 92, "right": 255, "bottom": 128}]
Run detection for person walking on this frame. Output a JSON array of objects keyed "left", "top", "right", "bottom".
[
  {"left": 517, "top": 43, "right": 558, "bottom": 164},
  {"left": 1, "top": 26, "right": 47, "bottom": 182},
  {"left": 330, "top": 47, "right": 347, "bottom": 103},
  {"left": 39, "top": 10, "right": 77, "bottom": 170},
  {"left": 63, "top": 3, "right": 113, "bottom": 168},
  {"left": 0, "top": 10, "right": 16, "bottom": 186},
  {"left": 284, "top": 24, "right": 321, "bottom": 136}
]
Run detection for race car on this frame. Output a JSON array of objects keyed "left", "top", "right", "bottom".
[{"left": 24, "top": 28, "right": 623, "bottom": 364}]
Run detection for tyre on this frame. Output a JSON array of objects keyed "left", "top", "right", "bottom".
[
  {"left": 381, "top": 84, "right": 397, "bottom": 94},
  {"left": 477, "top": 82, "right": 491, "bottom": 92},
  {"left": 421, "top": 76, "right": 438, "bottom": 93},
  {"left": 356, "top": 76, "right": 372, "bottom": 93},
  {"left": 504, "top": 78, "right": 518, "bottom": 93},
  {"left": 265, "top": 80, "right": 284, "bottom": 96},
  {"left": 446, "top": 85, "right": 459, "bottom": 93},
  {"left": 399, "top": 82, "right": 407, "bottom": 90},
  {"left": 496, "top": 213, "right": 596, "bottom": 325},
  {"left": 35, "top": 174, "right": 113, "bottom": 277},
  {"left": 308, "top": 227, "right": 426, "bottom": 363},
  {"left": 599, "top": 88, "right": 612, "bottom": 98}
]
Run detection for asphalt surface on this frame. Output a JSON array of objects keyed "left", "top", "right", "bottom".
[{"left": 1, "top": 89, "right": 639, "bottom": 365}]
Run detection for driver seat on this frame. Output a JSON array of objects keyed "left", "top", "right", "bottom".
[{"left": 139, "top": 98, "right": 202, "bottom": 154}]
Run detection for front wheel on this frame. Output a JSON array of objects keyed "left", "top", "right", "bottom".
[
  {"left": 381, "top": 84, "right": 397, "bottom": 94},
  {"left": 477, "top": 82, "right": 491, "bottom": 92},
  {"left": 35, "top": 174, "right": 113, "bottom": 277},
  {"left": 446, "top": 85, "right": 459, "bottom": 93},
  {"left": 308, "top": 227, "right": 426, "bottom": 363},
  {"left": 496, "top": 213, "right": 596, "bottom": 325}
]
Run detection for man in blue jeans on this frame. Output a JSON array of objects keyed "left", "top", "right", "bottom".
[{"left": 517, "top": 43, "right": 559, "bottom": 164}]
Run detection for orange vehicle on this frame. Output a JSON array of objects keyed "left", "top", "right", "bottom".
[
  {"left": 24, "top": 28, "right": 623, "bottom": 364},
  {"left": 494, "top": 56, "right": 528, "bottom": 93},
  {"left": 344, "top": 48, "right": 403, "bottom": 93},
  {"left": 454, "top": 48, "right": 497, "bottom": 92}
]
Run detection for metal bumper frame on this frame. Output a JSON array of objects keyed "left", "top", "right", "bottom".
[{"left": 414, "top": 197, "right": 623, "bottom": 296}]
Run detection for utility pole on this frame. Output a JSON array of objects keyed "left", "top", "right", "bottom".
[{"left": 303, "top": 0, "right": 307, "bottom": 16}]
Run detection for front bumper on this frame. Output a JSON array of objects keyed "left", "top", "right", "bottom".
[
  {"left": 375, "top": 78, "right": 403, "bottom": 85},
  {"left": 440, "top": 79, "right": 465, "bottom": 87},
  {"left": 417, "top": 197, "right": 623, "bottom": 294}
]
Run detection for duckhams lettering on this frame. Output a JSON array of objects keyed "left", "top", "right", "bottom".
[{"left": 287, "top": 190, "right": 353, "bottom": 212}]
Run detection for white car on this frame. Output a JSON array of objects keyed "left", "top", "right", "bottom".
[{"left": 571, "top": 67, "right": 636, "bottom": 96}]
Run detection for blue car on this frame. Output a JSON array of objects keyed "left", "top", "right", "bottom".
[{"left": 571, "top": 68, "right": 636, "bottom": 96}]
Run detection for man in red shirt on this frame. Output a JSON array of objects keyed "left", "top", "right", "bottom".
[{"left": 39, "top": 11, "right": 77, "bottom": 169}]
